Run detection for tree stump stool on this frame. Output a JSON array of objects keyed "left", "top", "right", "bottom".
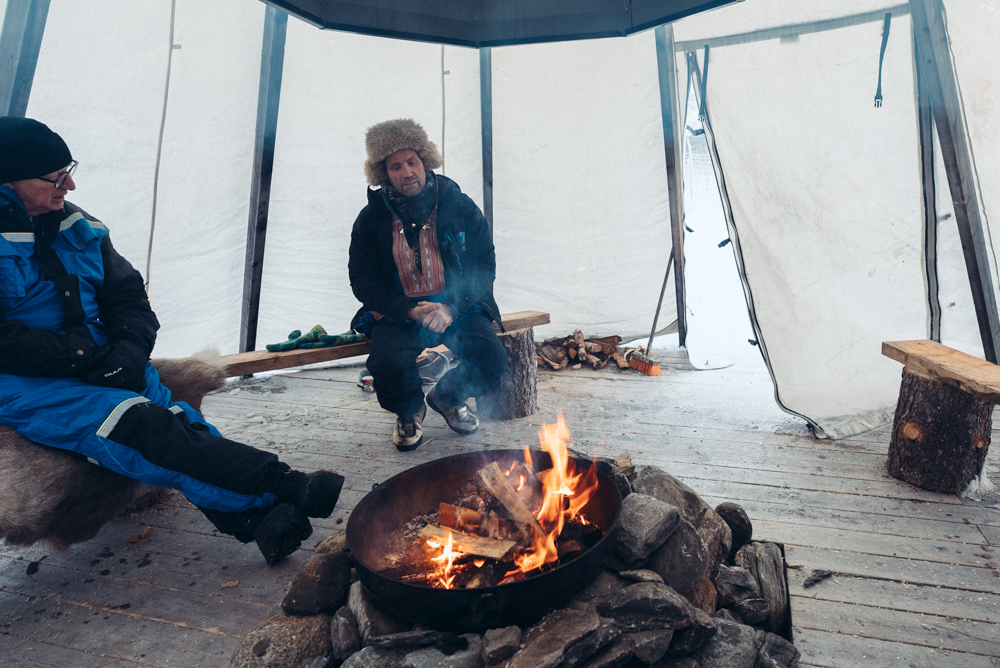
[
  {"left": 476, "top": 327, "right": 538, "bottom": 420},
  {"left": 882, "top": 340, "right": 1000, "bottom": 494}
]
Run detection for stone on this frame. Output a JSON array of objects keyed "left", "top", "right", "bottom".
[
  {"left": 713, "top": 566, "right": 760, "bottom": 608},
  {"left": 714, "top": 502, "right": 752, "bottom": 561},
  {"left": 620, "top": 569, "right": 665, "bottom": 584},
  {"left": 483, "top": 625, "right": 521, "bottom": 665},
  {"left": 614, "top": 493, "right": 680, "bottom": 564},
  {"left": 730, "top": 599, "right": 768, "bottom": 626},
  {"left": 645, "top": 520, "right": 710, "bottom": 596},
  {"left": 330, "top": 606, "right": 361, "bottom": 662},
  {"left": 684, "top": 574, "right": 717, "bottom": 615},
  {"left": 281, "top": 550, "right": 353, "bottom": 615},
  {"left": 665, "top": 607, "right": 717, "bottom": 658},
  {"left": 628, "top": 629, "right": 674, "bottom": 664},
  {"left": 572, "top": 569, "right": 631, "bottom": 605},
  {"left": 505, "top": 608, "right": 601, "bottom": 668},
  {"left": 341, "top": 645, "right": 407, "bottom": 667},
  {"left": 630, "top": 466, "right": 730, "bottom": 578},
  {"left": 369, "top": 629, "right": 458, "bottom": 649},
  {"left": 315, "top": 532, "right": 348, "bottom": 554},
  {"left": 229, "top": 613, "right": 332, "bottom": 668},
  {"left": 613, "top": 472, "right": 632, "bottom": 501},
  {"left": 596, "top": 582, "right": 694, "bottom": 633},
  {"left": 711, "top": 608, "right": 742, "bottom": 625},
  {"left": 558, "top": 617, "right": 621, "bottom": 667},
  {"left": 681, "top": 619, "right": 762, "bottom": 668},
  {"left": 402, "top": 634, "right": 484, "bottom": 668},
  {"left": 583, "top": 634, "right": 634, "bottom": 668},
  {"left": 347, "top": 581, "right": 410, "bottom": 644},
  {"left": 734, "top": 543, "right": 788, "bottom": 634},
  {"left": 755, "top": 631, "right": 799, "bottom": 668},
  {"left": 656, "top": 658, "right": 699, "bottom": 668}
]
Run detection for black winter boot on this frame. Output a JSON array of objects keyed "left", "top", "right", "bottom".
[
  {"left": 254, "top": 503, "right": 313, "bottom": 566},
  {"left": 277, "top": 470, "right": 345, "bottom": 519}
]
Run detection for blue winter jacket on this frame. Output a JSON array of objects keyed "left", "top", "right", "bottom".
[{"left": 0, "top": 186, "right": 158, "bottom": 378}]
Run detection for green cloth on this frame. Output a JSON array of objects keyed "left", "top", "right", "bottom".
[{"left": 266, "top": 325, "right": 366, "bottom": 352}]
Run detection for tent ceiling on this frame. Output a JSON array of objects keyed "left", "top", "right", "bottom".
[{"left": 260, "top": 0, "right": 740, "bottom": 47}]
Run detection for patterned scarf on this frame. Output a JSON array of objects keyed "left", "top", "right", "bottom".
[{"left": 381, "top": 171, "right": 439, "bottom": 273}]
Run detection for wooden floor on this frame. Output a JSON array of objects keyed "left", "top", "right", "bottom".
[{"left": 3, "top": 350, "right": 1000, "bottom": 667}]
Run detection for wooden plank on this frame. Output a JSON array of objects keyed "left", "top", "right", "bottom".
[
  {"left": 793, "top": 595, "right": 1000, "bottom": 657},
  {"left": 222, "top": 311, "right": 550, "bottom": 376},
  {"left": 882, "top": 339, "right": 1000, "bottom": 400},
  {"left": 793, "top": 626, "right": 993, "bottom": 668}
]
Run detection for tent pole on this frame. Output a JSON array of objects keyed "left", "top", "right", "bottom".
[
  {"left": 914, "top": 24, "right": 940, "bottom": 343},
  {"left": 0, "top": 0, "right": 50, "bottom": 117},
  {"left": 479, "top": 46, "right": 494, "bottom": 236},
  {"left": 240, "top": 6, "right": 287, "bottom": 354},
  {"left": 910, "top": 0, "right": 1000, "bottom": 362},
  {"left": 655, "top": 24, "right": 687, "bottom": 347}
]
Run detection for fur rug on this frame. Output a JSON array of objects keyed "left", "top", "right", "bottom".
[{"left": 0, "top": 351, "right": 226, "bottom": 551}]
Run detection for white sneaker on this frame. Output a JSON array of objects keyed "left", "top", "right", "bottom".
[
  {"left": 426, "top": 386, "right": 479, "bottom": 435},
  {"left": 393, "top": 403, "right": 426, "bottom": 451}
]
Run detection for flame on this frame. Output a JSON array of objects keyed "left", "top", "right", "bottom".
[
  {"left": 504, "top": 413, "right": 599, "bottom": 579},
  {"left": 428, "top": 530, "right": 463, "bottom": 589}
]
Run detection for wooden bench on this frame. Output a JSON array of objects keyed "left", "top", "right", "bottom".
[
  {"left": 882, "top": 339, "right": 998, "bottom": 493},
  {"left": 220, "top": 310, "right": 551, "bottom": 420}
]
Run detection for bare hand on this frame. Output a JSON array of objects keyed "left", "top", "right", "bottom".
[{"left": 408, "top": 301, "right": 453, "bottom": 333}]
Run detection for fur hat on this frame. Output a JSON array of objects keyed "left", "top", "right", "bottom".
[
  {"left": 0, "top": 117, "right": 72, "bottom": 184},
  {"left": 364, "top": 118, "right": 442, "bottom": 187}
]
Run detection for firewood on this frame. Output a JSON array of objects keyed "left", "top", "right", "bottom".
[
  {"left": 439, "top": 503, "right": 483, "bottom": 534},
  {"left": 611, "top": 349, "right": 630, "bottom": 369},
  {"left": 481, "top": 511, "right": 534, "bottom": 544},
  {"left": 474, "top": 462, "right": 545, "bottom": 535},
  {"left": 582, "top": 341, "right": 603, "bottom": 354},
  {"left": 572, "top": 331, "right": 591, "bottom": 364},
  {"left": 418, "top": 524, "right": 518, "bottom": 561},
  {"left": 588, "top": 335, "right": 623, "bottom": 352}
]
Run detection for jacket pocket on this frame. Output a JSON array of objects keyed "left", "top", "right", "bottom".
[{"left": 0, "top": 253, "right": 26, "bottom": 299}]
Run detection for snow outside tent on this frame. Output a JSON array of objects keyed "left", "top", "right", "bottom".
[{"left": 1, "top": 0, "right": 998, "bottom": 440}]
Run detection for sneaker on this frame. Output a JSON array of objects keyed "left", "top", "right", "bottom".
[
  {"left": 393, "top": 403, "right": 426, "bottom": 452},
  {"left": 277, "top": 470, "right": 345, "bottom": 519},
  {"left": 426, "top": 385, "right": 479, "bottom": 435},
  {"left": 254, "top": 503, "right": 313, "bottom": 566}
]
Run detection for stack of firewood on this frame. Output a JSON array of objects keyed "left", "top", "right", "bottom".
[{"left": 536, "top": 331, "right": 646, "bottom": 372}]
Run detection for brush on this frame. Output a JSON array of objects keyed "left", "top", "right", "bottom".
[{"left": 629, "top": 252, "right": 674, "bottom": 376}]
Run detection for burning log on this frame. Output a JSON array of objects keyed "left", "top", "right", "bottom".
[
  {"left": 418, "top": 524, "right": 518, "bottom": 561},
  {"left": 439, "top": 503, "right": 535, "bottom": 545},
  {"left": 474, "top": 462, "right": 545, "bottom": 535}
]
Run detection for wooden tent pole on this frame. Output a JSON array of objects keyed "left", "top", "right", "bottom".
[
  {"left": 240, "top": 6, "right": 288, "bottom": 354},
  {"left": 655, "top": 24, "right": 687, "bottom": 347},
  {"left": 0, "top": 0, "right": 50, "bottom": 117},
  {"left": 480, "top": 47, "right": 494, "bottom": 236},
  {"left": 914, "top": 24, "right": 941, "bottom": 343},
  {"left": 910, "top": 0, "right": 1000, "bottom": 362}
]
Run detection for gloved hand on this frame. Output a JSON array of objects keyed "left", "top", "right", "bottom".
[{"left": 85, "top": 337, "right": 149, "bottom": 393}]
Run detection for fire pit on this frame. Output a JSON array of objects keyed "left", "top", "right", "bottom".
[{"left": 346, "top": 422, "right": 622, "bottom": 632}]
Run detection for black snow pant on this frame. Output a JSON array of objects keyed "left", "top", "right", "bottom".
[{"left": 366, "top": 311, "right": 509, "bottom": 418}]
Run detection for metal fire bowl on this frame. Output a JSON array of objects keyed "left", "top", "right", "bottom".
[{"left": 346, "top": 449, "right": 622, "bottom": 632}]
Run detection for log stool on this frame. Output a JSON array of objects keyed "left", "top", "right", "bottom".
[
  {"left": 882, "top": 340, "right": 999, "bottom": 493},
  {"left": 476, "top": 311, "right": 550, "bottom": 420}
]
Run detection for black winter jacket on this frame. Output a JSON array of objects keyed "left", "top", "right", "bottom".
[{"left": 348, "top": 174, "right": 501, "bottom": 330}]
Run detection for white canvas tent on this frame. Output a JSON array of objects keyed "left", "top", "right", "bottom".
[{"left": 1, "top": 0, "right": 997, "bottom": 439}]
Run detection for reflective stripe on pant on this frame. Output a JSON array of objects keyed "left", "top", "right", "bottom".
[{"left": 0, "top": 362, "right": 284, "bottom": 514}]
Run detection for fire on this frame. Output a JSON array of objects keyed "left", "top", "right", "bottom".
[
  {"left": 504, "top": 413, "right": 599, "bottom": 579},
  {"left": 428, "top": 530, "right": 463, "bottom": 589}
]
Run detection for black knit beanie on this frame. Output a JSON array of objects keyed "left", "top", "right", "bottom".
[{"left": 0, "top": 117, "right": 72, "bottom": 184}]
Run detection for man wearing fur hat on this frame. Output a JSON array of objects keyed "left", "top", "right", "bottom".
[
  {"left": 350, "top": 118, "right": 507, "bottom": 451},
  {"left": 0, "top": 117, "right": 344, "bottom": 565}
]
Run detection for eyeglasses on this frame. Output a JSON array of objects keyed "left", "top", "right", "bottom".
[{"left": 36, "top": 161, "right": 78, "bottom": 189}]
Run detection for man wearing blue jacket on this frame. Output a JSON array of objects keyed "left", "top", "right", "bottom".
[{"left": 0, "top": 117, "right": 342, "bottom": 565}]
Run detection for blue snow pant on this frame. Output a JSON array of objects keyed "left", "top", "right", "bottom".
[{"left": 0, "top": 362, "right": 288, "bottom": 541}]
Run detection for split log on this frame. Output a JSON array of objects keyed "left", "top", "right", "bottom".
[
  {"left": 476, "top": 327, "right": 538, "bottom": 420},
  {"left": 439, "top": 503, "right": 534, "bottom": 544},
  {"left": 887, "top": 366, "right": 993, "bottom": 493},
  {"left": 418, "top": 524, "right": 518, "bottom": 561},
  {"left": 474, "top": 462, "right": 544, "bottom": 535}
]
